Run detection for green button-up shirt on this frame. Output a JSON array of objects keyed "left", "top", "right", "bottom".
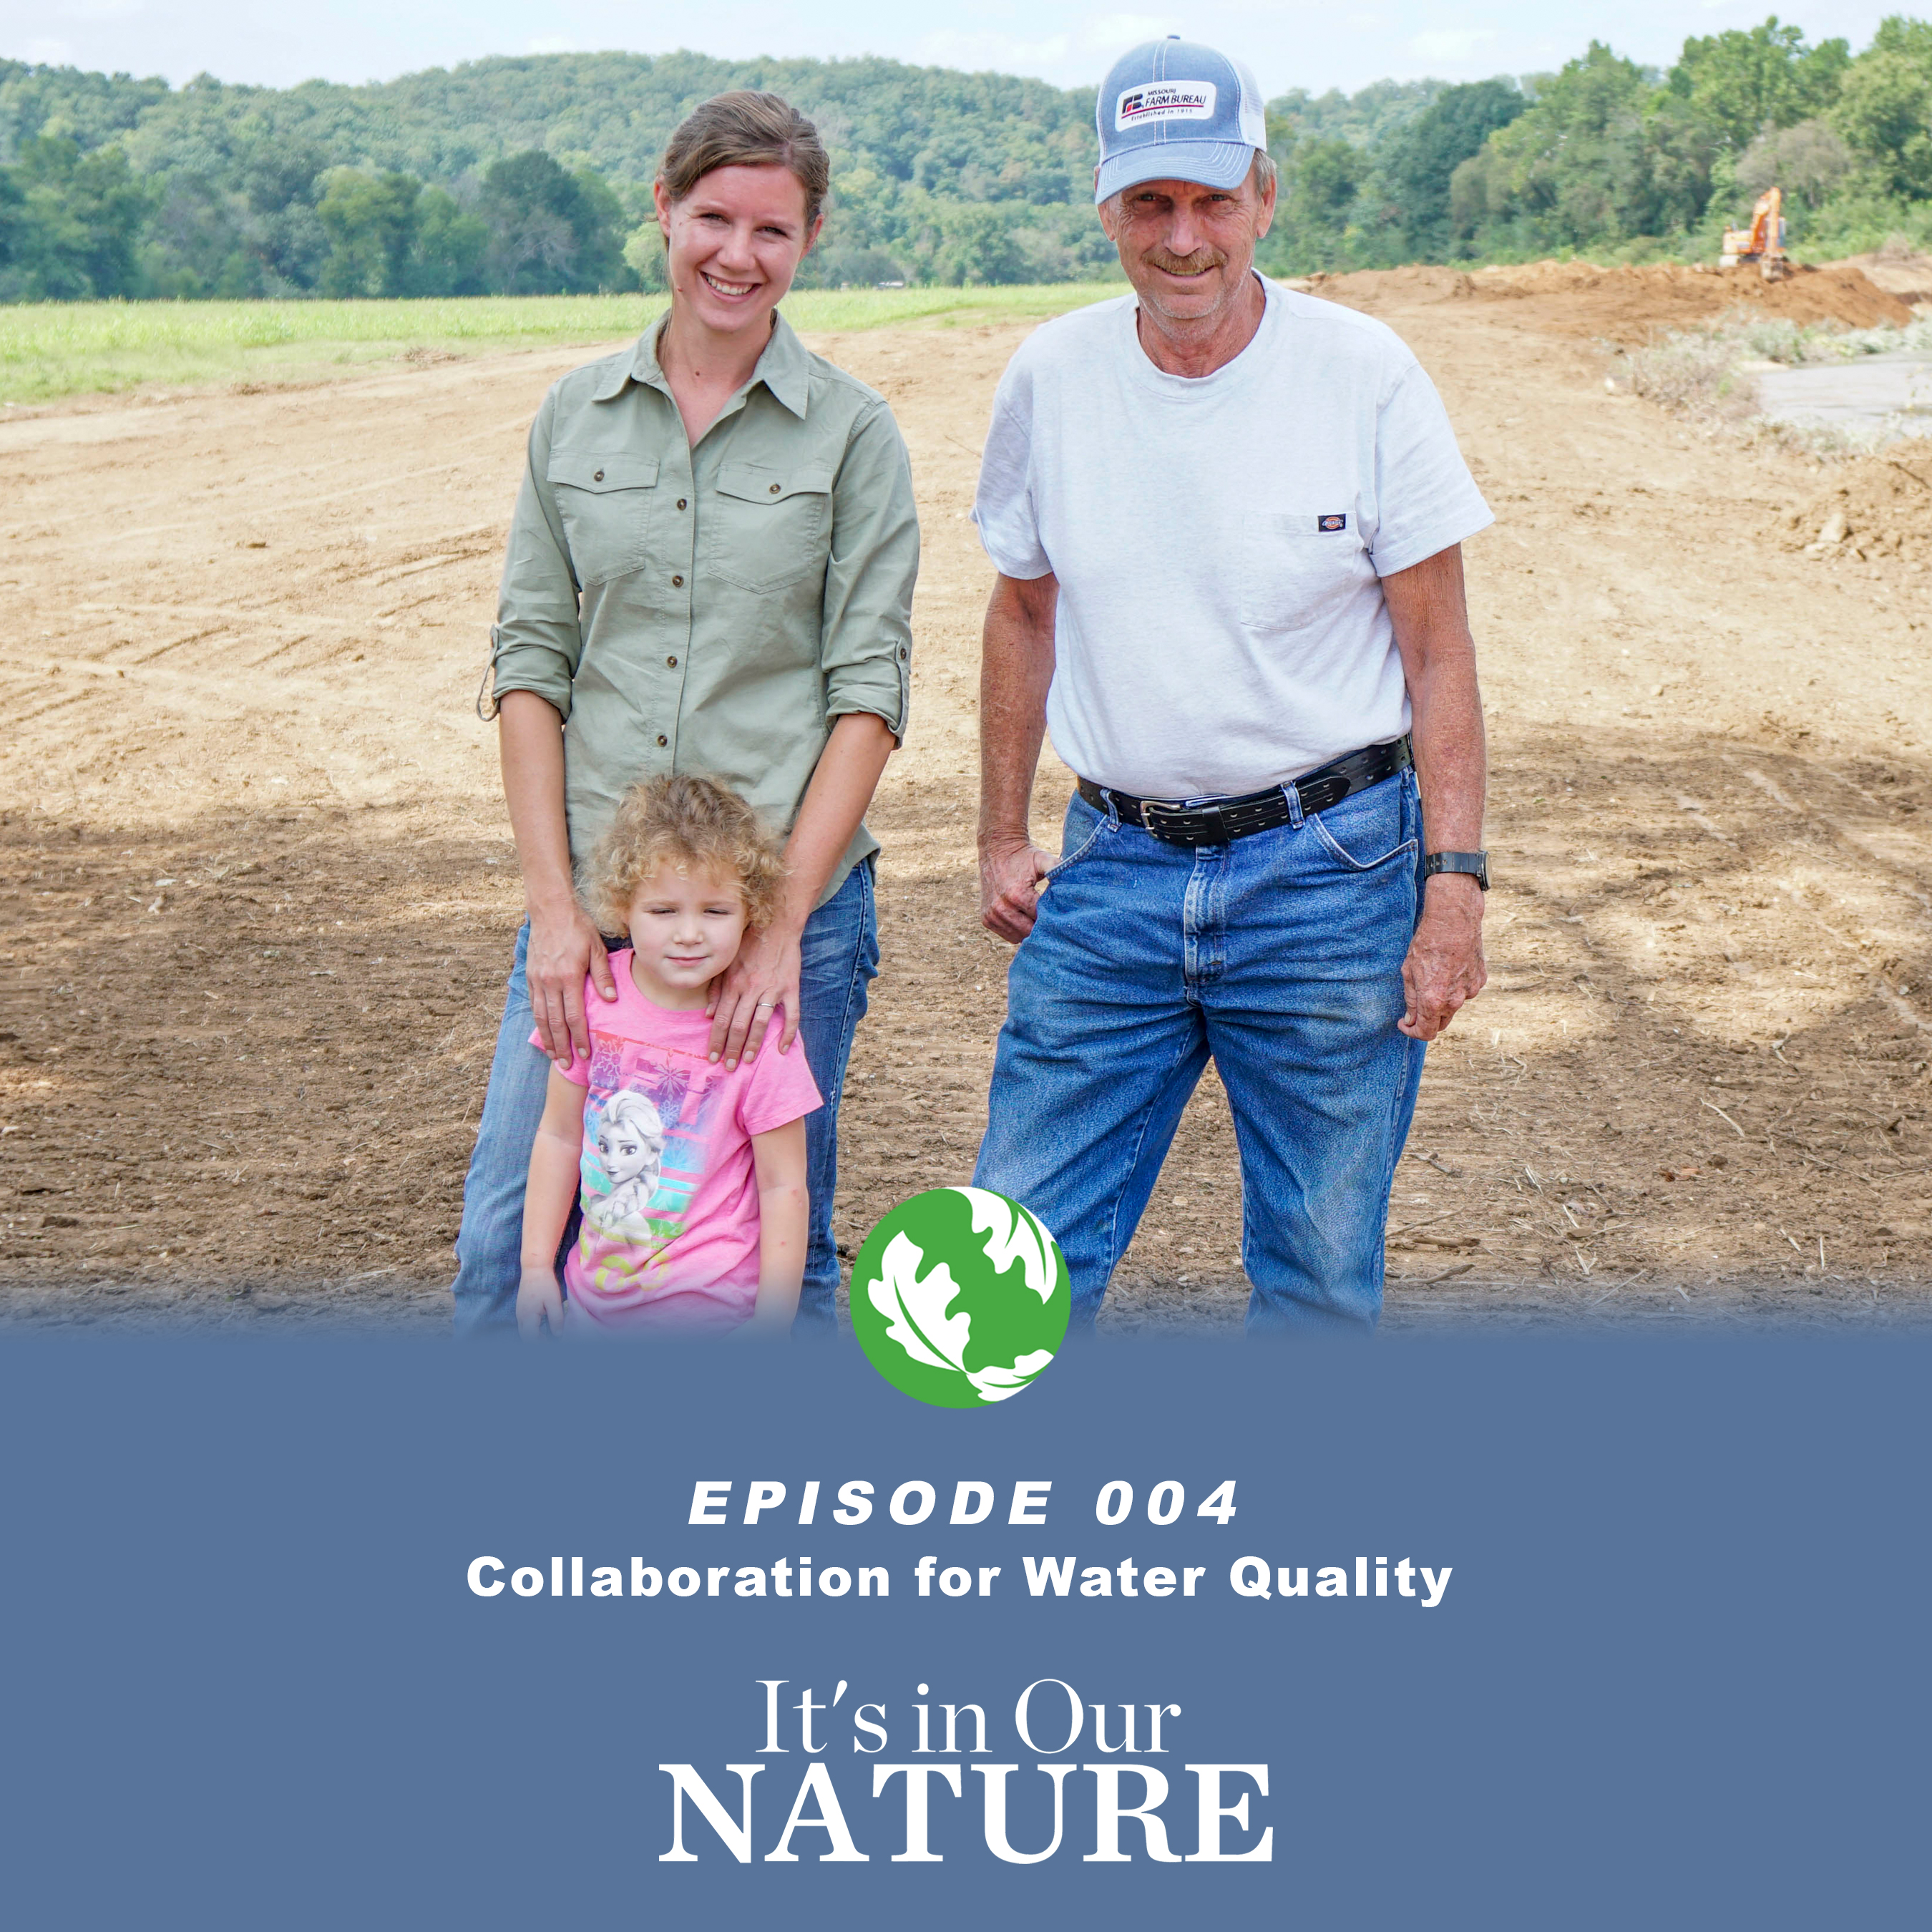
[{"left": 488, "top": 311, "right": 919, "bottom": 903}]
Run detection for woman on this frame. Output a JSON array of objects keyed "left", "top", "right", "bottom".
[{"left": 452, "top": 90, "right": 919, "bottom": 1335}]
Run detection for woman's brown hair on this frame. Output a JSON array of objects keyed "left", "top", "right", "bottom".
[{"left": 657, "top": 90, "right": 831, "bottom": 230}]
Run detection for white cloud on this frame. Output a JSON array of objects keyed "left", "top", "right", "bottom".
[
  {"left": 19, "top": 38, "right": 79, "bottom": 66},
  {"left": 526, "top": 34, "right": 576, "bottom": 54},
  {"left": 1407, "top": 27, "right": 1498, "bottom": 64}
]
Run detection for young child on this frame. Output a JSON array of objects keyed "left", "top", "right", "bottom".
[{"left": 515, "top": 775, "right": 821, "bottom": 1339}]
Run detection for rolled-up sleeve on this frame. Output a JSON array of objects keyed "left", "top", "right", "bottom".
[
  {"left": 488, "top": 391, "right": 585, "bottom": 721},
  {"left": 819, "top": 399, "right": 919, "bottom": 741}
]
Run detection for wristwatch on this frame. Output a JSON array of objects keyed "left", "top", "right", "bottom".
[{"left": 1423, "top": 851, "right": 1490, "bottom": 890}]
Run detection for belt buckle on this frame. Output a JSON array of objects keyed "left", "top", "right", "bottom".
[{"left": 1143, "top": 799, "right": 1220, "bottom": 844}]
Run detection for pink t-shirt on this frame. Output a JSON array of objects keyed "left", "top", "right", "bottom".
[{"left": 531, "top": 952, "right": 822, "bottom": 1335}]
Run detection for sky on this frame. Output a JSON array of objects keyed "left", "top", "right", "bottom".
[{"left": 0, "top": 1, "right": 1895, "bottom": 97}]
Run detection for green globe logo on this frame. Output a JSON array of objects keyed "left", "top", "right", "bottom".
[{"left": 849, "top": 1188, "right": 1071, "bottom": 1407}]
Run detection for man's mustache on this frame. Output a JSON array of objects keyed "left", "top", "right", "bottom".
[{"left": 1144, "top": 247, "right": 1224, "bottom": 275}]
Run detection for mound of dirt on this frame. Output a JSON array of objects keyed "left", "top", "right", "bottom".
[
  {"left": 1828, "top": 250, "right": 1932, "bottom": 306},
  {"left": 1283, "top": 264, "right": 1475, "bottom": 310},
  {"left": 1292, "top": 258, "right": 1911, "bottom": 341},
  {"left": 1775, "top": 449, "right": 1932, "bottom": 560}
]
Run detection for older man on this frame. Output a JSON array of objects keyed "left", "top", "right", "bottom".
[{"left": 970, "top": 37, "right": 1493, "bottom": 1334}]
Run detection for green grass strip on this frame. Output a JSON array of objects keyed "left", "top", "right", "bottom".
[{"left": 0, "top": 284, "right": 1124, "bottom": 406}]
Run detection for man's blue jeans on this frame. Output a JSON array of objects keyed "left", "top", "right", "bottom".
[
  {"left": 450, "top": 858, "right": 878, "bottom": 1336},
  {"left": 974, "top": 772, "right": 1427, "bottom": 1335}
]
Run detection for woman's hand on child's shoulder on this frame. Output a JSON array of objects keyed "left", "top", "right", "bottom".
[{"left": 516, "top": 1266, "right": 565, "bottom": 1340}]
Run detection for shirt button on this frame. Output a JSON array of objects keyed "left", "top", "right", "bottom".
[
  {"left": 666, "top": 655, "right": 678, "bottom": 668},
  {"left": 676, "top": 498, "right": 687, "bottom": 510},
  {"left": 671, "top": 575, "right": 683, "bottom": 587},
  {"left": 656, "top": 734, "right": 668, "bottom": 747},
  {"left": 593, "top": 469, "right": 604, "bottom": 482},
  {"left": 769, "top": 482, "right": 781, "bottom": 494}
]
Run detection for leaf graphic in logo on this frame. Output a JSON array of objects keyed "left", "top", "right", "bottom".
[
  {"left": 867, "top": 1231, "right": 972, "bottom": 1375},
  {"left": 965, "top": 1349, "right": 1057, "bottom": 1404},
  {"left": 848, "top": 1188, "right": 1071, "bottom": 1408},
  {"left": 954, "top": 1186, "right": 1058, "bottom": 1303}
]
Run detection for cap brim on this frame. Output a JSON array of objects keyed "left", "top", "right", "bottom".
[{"left": 1095, "top": 139, "right": 1254, "bottom": 204}]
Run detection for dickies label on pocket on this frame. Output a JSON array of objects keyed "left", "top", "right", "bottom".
[{"left": 1317, "top": 512, "right": 1348, "bottom": 532}]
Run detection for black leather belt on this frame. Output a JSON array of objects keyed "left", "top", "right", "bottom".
[{"left": 1076, "top": 736, "right": 1412, "bottom": 847}]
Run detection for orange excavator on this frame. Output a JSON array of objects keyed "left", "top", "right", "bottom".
[{"left": 1721, "top": 186, "right": 1792, "bottom": 280}]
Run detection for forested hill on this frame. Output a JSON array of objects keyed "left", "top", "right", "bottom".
[
  {"left": 3, "top": 20, "right": 1931, "bottom": 301},
  {"left": 0, "top": 51, "right": 1088, "bottom": 194},
  {"left": 0, "top": 50, "right": 1113, "bottom": 298}
]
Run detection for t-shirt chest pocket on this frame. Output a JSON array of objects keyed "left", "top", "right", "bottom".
[
  {"left": 1238, "top": 508, "right": 1372, "bottom": 633},
  {"left": 547, "top": 452, "right": 660, "bottom": 588},
  {"left": 707, "top": 459, "right": 835, "bottom": 592}
]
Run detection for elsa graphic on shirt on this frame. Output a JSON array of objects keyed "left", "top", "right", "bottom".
[{"left": 582, "top": 1089, "right": 665, "bottom": 1239}]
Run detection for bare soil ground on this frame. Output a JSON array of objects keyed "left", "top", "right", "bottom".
[
  {"left": 6, "top": 265, "right": 1932, "bottom": 1330},
  {"left": 1830, "top": 248, "right": 1932, "bottom": 307},
  {"left": 1294, "top": 258, "right": 1913, "bottom": 336}
]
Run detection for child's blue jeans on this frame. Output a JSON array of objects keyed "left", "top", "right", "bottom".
[
  {"left": 973, "top": 774, "right": 1428, "bottom": 1334},
  {"left": 450, "top": 858, "right": 877, "bottom": 1336}
]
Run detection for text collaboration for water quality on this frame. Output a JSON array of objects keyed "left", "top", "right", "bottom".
[{"left": 463, "top": 1478, "right": 1454, "bottom": 1609}]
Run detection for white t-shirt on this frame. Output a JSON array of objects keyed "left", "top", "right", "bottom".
[{"left": 972, "top": 278, "right": 1493, "bottom": 798}]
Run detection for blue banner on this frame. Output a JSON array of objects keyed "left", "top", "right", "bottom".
[{"left": 1, "top": 1332, "right": 1923, "bottom": 1928}]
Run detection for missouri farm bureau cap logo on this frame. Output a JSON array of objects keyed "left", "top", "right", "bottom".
[
  {"left": 850, "top": 1188, "right": 1070, "bottom": 1407},
  {"left": 1115, "top": 82, "right": 1217, "bottom": 130}
]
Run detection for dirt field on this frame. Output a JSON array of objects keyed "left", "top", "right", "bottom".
[
  {"left": 1296, "top": 257, "right": 1914, "bottom": 334},
  {"left": 7, "top": 261, "right": 1932, "bottom": 1330}
]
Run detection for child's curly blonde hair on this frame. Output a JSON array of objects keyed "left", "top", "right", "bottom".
[{"left": 585, "top": 775, "right": 789, "bottom": 934}]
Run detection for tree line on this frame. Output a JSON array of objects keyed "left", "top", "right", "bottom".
[
  {"left": 1261, "top": 16, "right": 1927, "bottom": 273},
  {"left": 0, "top": 49, "right": 1109, "bottom": 300},
  {"left": 3, "top": 21, "right": 1931, "bottom": 302}
]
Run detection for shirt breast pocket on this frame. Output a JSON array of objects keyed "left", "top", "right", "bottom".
[
  {"left": 1239, "top": 509, "right": 1371, "bottom": 633},
  {"left": 708, "top": 459, "right": 835, "bottom": 593},
  {"left": 547, "top": 451, "right": 660, "bottom": 588}
]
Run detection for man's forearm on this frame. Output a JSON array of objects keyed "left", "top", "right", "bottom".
[
  {"left": 1410, "top": 653, "right": 1486, "bottom": 855},
  {"left": 1384, "top": 544, "right": 1488, "bottom": 1038},
  {"left": 978, "top": 573, "right": 1058, "bottom": 848},
  {"left": 1383, "top": 545, "right": 1485, "bottom": 857}
]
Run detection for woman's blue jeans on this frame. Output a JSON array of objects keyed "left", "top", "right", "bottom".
[
  {"left": 974, "top": 774, "right": 1428, "bottom": 1335},
  {"left": 450, "top": 858, "right": 878, "bottom": 1336}
]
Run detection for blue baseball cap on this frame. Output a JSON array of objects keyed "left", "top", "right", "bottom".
[{"left": 1094, "top": 36, "right": 1269, "bottom": 205}]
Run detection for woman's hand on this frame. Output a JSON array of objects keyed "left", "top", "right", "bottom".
[
  {"left": 516, "top": 1266, "right": 564, "bottom": 1340},
  {"left": 707, "top": 920, "right": 804, "bottom": 1070},
  {"left": 527, "top": 899, "right": 618, "bottom": 1066},
  {"left": 710, "top": 713, "right": 892, "bottom": 1071}
]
